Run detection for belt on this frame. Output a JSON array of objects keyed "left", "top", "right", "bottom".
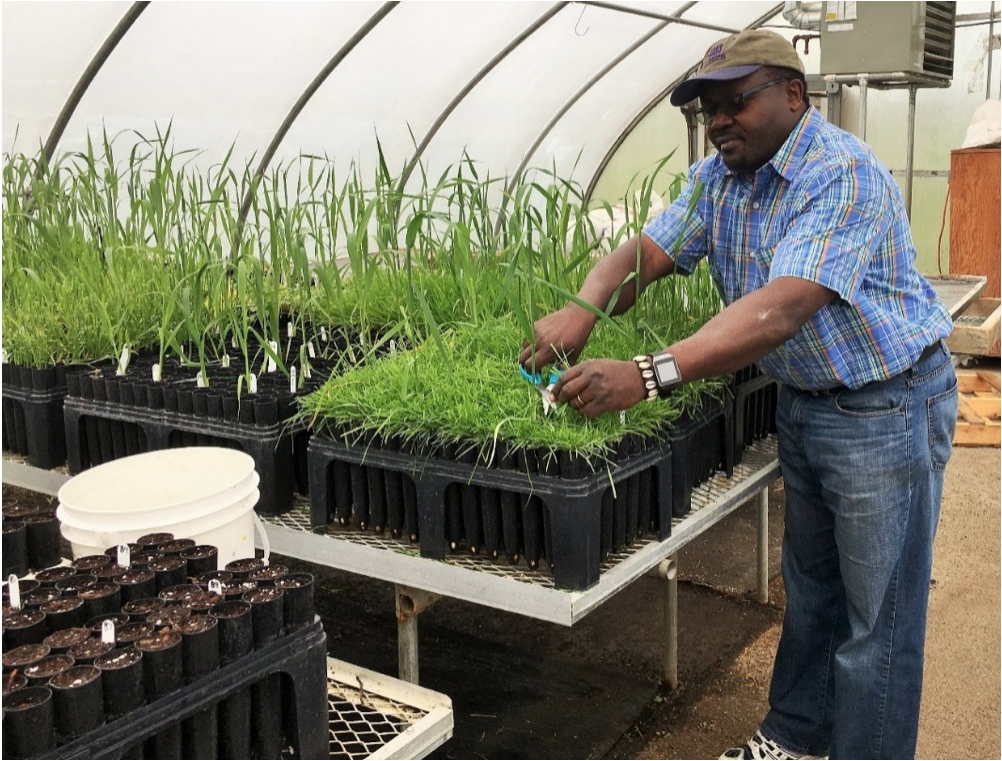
[{"left": 806, "top": 341, "right": 942, "bottom": 397}]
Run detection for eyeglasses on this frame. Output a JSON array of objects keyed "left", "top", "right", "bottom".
[{"left": 693, "top": 79, "right": 789, "bottom": 125}]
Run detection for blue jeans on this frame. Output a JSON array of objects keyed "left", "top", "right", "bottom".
[{"left": 760, "top": 343, "right": 958, "bottom": 759}]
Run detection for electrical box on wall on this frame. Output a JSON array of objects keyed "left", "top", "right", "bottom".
[{"left": 819, "top": 1, "right": 956, "bottom": 80}]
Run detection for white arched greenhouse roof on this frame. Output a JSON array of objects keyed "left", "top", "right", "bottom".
[{"left": 2, "top": 1, "right": 783, "bottom": 196}]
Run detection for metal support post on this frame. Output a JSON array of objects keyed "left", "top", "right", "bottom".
[
  {"left": 395, "top": 585, "right": 441, "bottom": 685},
  {"left": 857, "top": 76, "right": 868, "bottom": 141},
  {"left": 756, "top": 488, "right": 770, "bottom": 604},
  {"left": 825, "top": 81, "right": 842, "bottom": 128},
  {"left": 656, "top": 555, "right": 679, "bottom": 689},
  {"left": 905, "top": 84, "right": 918, "bottom": 220}
]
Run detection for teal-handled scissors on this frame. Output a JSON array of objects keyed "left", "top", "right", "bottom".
[{"left": 520, "top": 365, "right": 565, "bottom": 416}]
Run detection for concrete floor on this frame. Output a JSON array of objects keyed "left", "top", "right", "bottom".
[{"left": 610, "top": 445, "right": 1001, "bottom": 760}]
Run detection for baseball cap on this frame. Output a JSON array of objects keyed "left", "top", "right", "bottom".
[{"left": 670, "top": 29, "right": 806, "bottom": 106}]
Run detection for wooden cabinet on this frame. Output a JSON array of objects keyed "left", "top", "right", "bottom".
[{"left": 950, "top": 147, "right": 1001, "bottom": 356}]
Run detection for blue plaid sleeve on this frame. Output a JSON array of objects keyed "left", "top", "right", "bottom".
[
  {"left": 642, "top": 165, "right": 707, "bottom": 275},
  {"left": 768, "top": 160, "right": 893, "bottom": 302}
]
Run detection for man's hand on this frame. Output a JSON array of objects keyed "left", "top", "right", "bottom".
[
  {"left": 519, "top": 303, "right": 598, "bottom": 372},
  {"left": 550, "top": 359, "right": 645, "bottom": 417}
]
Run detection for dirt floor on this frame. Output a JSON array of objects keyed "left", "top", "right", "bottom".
[
  {"left": 2, "top": 427, "right": 998, "bottom": 759},
  {"left": 608, "top": 446, "right": 1001, "bottom": 761}
]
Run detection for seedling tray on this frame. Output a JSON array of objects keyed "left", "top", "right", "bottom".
[
  {"left": 731, "top": 367, "right": 778, "bottom": 467},
  {"left": 2, "top": 383, "right": 69, "bottom": 470},
  {"left": 664, "top": 399, "right": 735, "bottom": 518},
  {"left": 39, "top": 618, "right": 328, "bottom": 760},
  {"left": 63, "top": 397, "right": 304, "bottom": 516},
  {"left": 308, "top": 435, "right": 672, "bottom": 591}
]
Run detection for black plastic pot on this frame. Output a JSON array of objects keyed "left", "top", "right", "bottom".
[
  {"left": 147, "top": 385, "right": 165, "bottom": 411},
  {"left": 137, "top": 629, "right": 183, "bottom": 700},
  {"left": 150, "top": 556, "right": 188, "bottom": 593},
  {"left": 23, "top": 654, "right": 75, "bottom": 686},
  {"left": 94, "top": 648, "right": 145, "bottom": 719},
  {"left": 43, "top": 628, "right": 91, "bottom": 656},
  {"left": 3, "top": 673, "right": 28, "bottom": 696},
  {"left": 50, "top": 665, "right": 104, "bottom": 742},
  {"left": 2, "top": 685, "right": 55, "bottom": 759},
  {"left": 85, "top": 612, "right": 130, "bottom": 634},
  {"left": 222, "top": 394, "right": 239, "bottom": 423},
  {"left": 247, "top": 564, "right": 288, "bottom": 587},
  {"left": 180, "top": 590, "right": 224, "bottom": 614},
  {"left": 177, "top": 614, "right": 220, "bottom": 684},
  {"left": 104, "top": 543, "right": 142, "bottom": 559},
  {"left": 128, "top": 551, "right": 164, "bottom": 571},
  {"left": 2, "top": 521, "right": 29, "bottom": 577},
  {"left": 254, "top": 396, "right": 279, "bottom": 427},
  {"left": 122, "top": 597, "right": 165, "bottom": 621},
  {"left": 116, "top": 622, "right": 155, "bottom": 649},
  {"left": 156, "top": 538, "right": 196, "bottom": 557},
  {"left": 224, "top": 557, "right": 264, "bottom": 579},
  {"left": 34, "top": 567, "right": 76, "bottom": 588},
  {"left": 274, "top": 573, "right": 315, "bottom": 632},
  {"left": 218, "top": 687, "right": 252, "bottom": 759},
  {"left": 252, "top": 671, "right": 284, "bottom": 759},
  {"left": 3, "top": 643, "right": 51, "bottom": 675},
  {"left": 3, "top": 609, "right": 47, "bottom": 649},
  {"left": 145, "top": 606, "right": 191, "bottom": 629},
  {"left": 40, "top": 596, "right": 86, "bottom": 631},
  {"left": 70, "top": 554, "right": 112, "bottom": 573},
  {"left": 243, "top": 586, "right": 284, "bottom": 647},
  {"left": 210, "top": 601, "right": 253, "bottom": 665},
  {"left": 180, "top": 545, "right": 218, "bottom": 577},
  {"left": 2, "top": 579, "right": 39, "bottom": 605},
  {"left": 173, "top": 616, "right": 221, "bottom": 759},
  {"left": 67, "top": 638, "right": 115, "bottom": 665},
  {"left": 196, "top": 570, "right": 233, "bottom": 589},
  {"left": 163, "top": 386, "right": 179, "bottom": 413},
  {"left": 22, "top": 513, "right": 61, "bottom": 570},
  {"left": 137, "top": 532, "right": 174, "bottom": 550},
  {"left": 91, "top": 563, "right": 129, "bottom": 582},
  {"left": 115, "top": 569, "right": 157, "bottom": 604},
  {"left": 219, "top": 579, "right": 256, "bottom": 602},
  {"left": 78, "top": 581, "right": 122, "bottom": 620},
  {"left": 21, "top": 587, "right": 62, "bottom": 609},
  {"left": 159, "top": 584, "right": 202, "bottom": 605},
  {"left": 54, "top": 575, "right": 95, "bottom": 596}
]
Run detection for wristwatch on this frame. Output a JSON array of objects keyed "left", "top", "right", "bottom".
[{"left": 651, "top": 350, "right": 683, "bottom": 399}]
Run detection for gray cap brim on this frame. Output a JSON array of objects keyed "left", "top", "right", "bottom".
[{"left": 669, "top": 64, "right": 762, "bottom": 106}]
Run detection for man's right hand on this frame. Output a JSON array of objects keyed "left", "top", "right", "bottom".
[{"left": 519, "top": 303, "right": 599, "bottom": 372}]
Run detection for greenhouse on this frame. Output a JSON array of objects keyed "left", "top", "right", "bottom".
[{"left": 1, "top": 1, "right": 999, "bottom": 759}]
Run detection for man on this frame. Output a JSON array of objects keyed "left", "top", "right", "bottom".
[{"left": 519, "top": 30, "right": 957, "bottom": 760}]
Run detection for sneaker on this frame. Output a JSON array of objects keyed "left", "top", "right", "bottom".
[{"left": 719, "top": 731, "right": 826, "bottom": 760}]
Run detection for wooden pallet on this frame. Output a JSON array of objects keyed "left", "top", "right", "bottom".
[{"left": 955, "top": 371, "right": 1001, "bottom": 447}]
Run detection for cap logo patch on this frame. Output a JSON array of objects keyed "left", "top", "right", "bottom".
[{"left": 706, "top": 43, "right": 726, "bottom": 64}]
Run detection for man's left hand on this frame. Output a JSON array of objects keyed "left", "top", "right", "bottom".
[{"left": 550, "top": 359, "right": 644, "bottom": 417}]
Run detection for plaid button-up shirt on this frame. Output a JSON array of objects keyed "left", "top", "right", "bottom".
[{"left": 644, "top": 107, "right": 952, "bottom": 391}]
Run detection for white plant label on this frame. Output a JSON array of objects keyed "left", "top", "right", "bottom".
[
  {"left": 620, "top": 411, "right": 627, "bottom": 425},
  {"left": 390, "top": 339, "right": 397, "bottom": 354},
  {"left": 117, "top": 543, "right": 131, "bottom": 568},
  {"left": 152, "top": 363, "right": 162, "bottom": 383},
  {"left": 303, "top": 364, "right": 312, "bottom": 380},
  {"left": 287, "top": 322, "right": 295, "bottom": 339},
  {"left": 232, "top": 336, "right": 239, "bottom": 349},
  {"left": 117, "top": 346, "right": 131, "bottom": 376},
  {"left": 222, "top": 354, "right": 230, "bottom": 369},
  {"left": 0, "top": 348, "right": 7, "bottom": 363},
  {"left": 8, "top": 575, "right": 20, "bottom": 610},
  {"left": 249, "top": 373, "right": 258, "bottom": 395},
  {"left": 208, "top": 579, "right": 223, "bottom": 595},
  {"left": 307, "top": 341, "right": 316, "bottom": 359},
  {"left": 290, "top": 366, "right": 298, "bottom": 394},
  {"left": 101, "top": 620, "right": 116, "bottom": 644},
  {"left": 196, "top": 371, "right": 207, "bottom": 389},
  {"left": 267, "top": 341, "right": 278, "bottom": 373},
  {"left": 320, "top": 326, "right": 328, "bottom": 343}
]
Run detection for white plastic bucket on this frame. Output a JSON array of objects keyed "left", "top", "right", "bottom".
[{"left": 56, "top": 448, "right": 269, "bottom": 569}]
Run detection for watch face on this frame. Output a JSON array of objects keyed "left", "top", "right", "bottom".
[{"left": 653, "top": 354, "right": 681, "bottom": 387}]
